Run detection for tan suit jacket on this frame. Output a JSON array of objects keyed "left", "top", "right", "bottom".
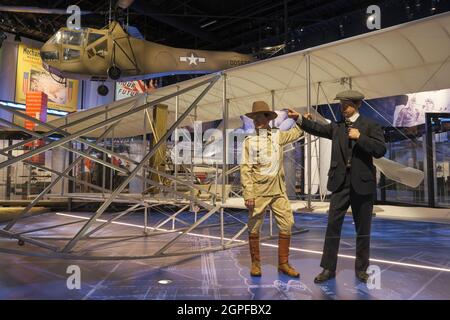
[{"left": 240, "top": 125, "right": 303, "bottom": 201}]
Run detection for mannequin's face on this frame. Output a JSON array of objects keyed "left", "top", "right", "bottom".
[
  {"left": 253, "top": 113, "right": 270, "bottom": 129},
  {"left": 340, "top": 100, "right": 358, "bottom": 118}
]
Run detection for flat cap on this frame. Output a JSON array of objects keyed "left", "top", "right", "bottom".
[{"left": 334, "top": 89, "right": 365, "bottom": 101}]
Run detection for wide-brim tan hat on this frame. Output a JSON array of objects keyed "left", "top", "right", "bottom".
[{"left": 245, "top": 101, "right": 278, "bottom": 120}]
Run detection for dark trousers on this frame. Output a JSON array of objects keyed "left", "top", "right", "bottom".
[{"left": 320, "top": 170, "right": 374, "bottom": 272}]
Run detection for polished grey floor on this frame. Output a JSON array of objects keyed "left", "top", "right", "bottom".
[{"left": 0, "top": 210, "right": 449, "bottom": 300}]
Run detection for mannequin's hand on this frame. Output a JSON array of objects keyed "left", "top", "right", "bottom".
[
  {"left": 348, "top": 128, "right": 361, "bottom": 140},
  {"left": 286, "top": 108, "right": 300, "bottom": 121},
  {"left": 245, "top": 199, "right": 255, "bottom": 212},
  {"left": 303, "top": 113, "right": 313, "bottom": 120}
]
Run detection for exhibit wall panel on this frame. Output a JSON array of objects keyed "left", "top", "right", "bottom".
[
  {"left": 82, "top": 81, "right": 115, "bottom": 110},
  {"left": 0, "top": 32, "right": 83, "bottom": 118},
  {"left": 0, "top": 34, "right": 18, "bottom": 122}
]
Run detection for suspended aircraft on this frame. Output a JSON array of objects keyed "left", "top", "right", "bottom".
[
  {"left": 0, "top": 3, "right": 255, "bottom": 82},
  {"left": 39, "top": 21, "right": 255, "bottom": 82}
]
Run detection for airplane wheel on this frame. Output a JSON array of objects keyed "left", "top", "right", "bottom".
[
  {"left": 107, "top": 66, "right": 121, "bottom": 80},
  {"left": 97, "top": 84, "right": 109, "bottom": 96},
  {"left": 18, "top": 240, "right": 25, "bottom": 246}
]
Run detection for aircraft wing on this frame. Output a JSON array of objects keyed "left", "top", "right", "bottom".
[{"left": 373, "top": 157, "right": 424, "bottom": 188}]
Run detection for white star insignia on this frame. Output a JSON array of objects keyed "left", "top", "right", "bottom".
[
  {"left": 180, "top": 53, "right": 206, "bottom": 66},
  {"left": 187, "top": 53, "right": 198, "bottom": 65}
]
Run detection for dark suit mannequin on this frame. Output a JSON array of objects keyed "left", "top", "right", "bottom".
[{"left": 294, "top": 90, "right": 386, "bottom": 283}]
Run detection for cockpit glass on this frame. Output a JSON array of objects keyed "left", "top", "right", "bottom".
[
  {"left": 62, "top": 31, "right": 82, "bottom": 46},
  {"left": 63, "top": 48, "right": 80, "bottom": 60},
  {"left": 95, "top": 41, "right": 108, "bottom": 57},
  {"left": 47, "top": 34, "right": 58, "bottom": 44},
  {"left": 41, "top": 51, "right": 59, "bottom": 61},
  {"left": 87, "top": 32, "right": 103, "bottom": 45}
]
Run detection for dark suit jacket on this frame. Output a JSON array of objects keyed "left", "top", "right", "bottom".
[{"left": 299, "top": 115, "right": 386, "bottom": 195}]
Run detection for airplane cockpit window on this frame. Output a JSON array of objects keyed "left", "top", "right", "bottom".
[
  {"left": 41, "top": 51, "right": 59, "bottom": 61},
  {"left": 94, "top": 41, "right": 108, "bottom": 57},
  {"left": 63, "top": 48, "right": 80, "bottom": 60},
  {"left": 87, "top": 32, "right": 104, "bottom": 45},
  {"left": 47, "top": 34, "right": 58, "bottom": 45},
  {"left": 62, "top": 30, "right": 83, "bottom": 46}
]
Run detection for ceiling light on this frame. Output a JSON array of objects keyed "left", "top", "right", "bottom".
[
  {"left": 431, "top": 0, "right": 438, "bottom": 12},
  {"left": 200, "top": 20, "right": 217, "bottom": 28},
  {"left": 339, "top": 23, "right": 345, "bottom": 37}
]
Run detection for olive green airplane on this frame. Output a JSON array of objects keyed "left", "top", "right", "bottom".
[{"left": 40, "top": 21, "right": 255, "bottom": 81}]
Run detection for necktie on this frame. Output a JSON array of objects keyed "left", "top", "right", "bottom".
[{"left": 345, "top": 120, "right": 353, "bottom": 168}]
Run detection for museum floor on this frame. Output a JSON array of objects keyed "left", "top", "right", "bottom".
[{"left": 0, "top": 211, "right": 449, "bottom": 300}]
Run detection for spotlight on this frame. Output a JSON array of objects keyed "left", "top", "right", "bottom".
[
  {"left": 415, "top": 0, "right": 421, "bottom": 9},
  {"left": 339, "top": 23, "right": 345, "bottom": 38},
  {"left": 14, "top": 34, "right": 21, "bottom": 42},
  {"left": 97, "top": 84, "right": 109, "bottom": 96},
  {"left": 431, "top": 0, "right": 438, "bottom": 12},
  {"left": 405, "top": 2, "right": 413, "bottom": 19}
]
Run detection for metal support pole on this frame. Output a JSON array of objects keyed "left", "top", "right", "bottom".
[
  {"left": 425, "top": 113, "right": 436, "bottom": 207},
  {"left": 306, "top": 53, "right": 312, "bottom": 209},
  {"left": 284, "top": 0, "right": 288, "bottom": 51},
  {"left": 269, "top": 208, "right": 273, "bottom": 236},
  {"left": 174, "top": 85, "right": 179, "bottom": 198},
  {"left": 222, "top": 73, "right": 228, "bottom": 203},
  {"left": 271, "top": 89, "right": 275, "bottom": 127},
  {"left": 143, "top": 109, "right": 149, "bottom": 234},
  {"left": 220, "top": 207, "right": 224, "bottom": 247},
  {"left": 61, "top": 118, "right": 68, "bottom": 196},
  {"left": 144, "top": 205, "right": 149, "bottom": 234},
  {"left": 172, "top": 212, "right": 176, "bottom": 230},
  {"left": 214, "top": 161, "right": 218, "bottom": 206},
  {"left": 189, "top": 164, "right": 194, "bottom": 211},
  {"left": 27, "top": 163, "right": 31, "bottom": 199},
  {"left": 68, "top": 142, "right": 74, "bottom": 194},
  {"left": 5, "top": 138, "right": 12, "bottom": 200},
  {"left": 102, "top": 107, "right": 108, "bottom": 196},
  {"left": 110, "top": 127, "right": 114, "bottom": 191}
]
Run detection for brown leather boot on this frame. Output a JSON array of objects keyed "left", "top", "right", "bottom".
[
  {"left": 249, "top": 233, "right": 262, "bottom": 277},
  {"left": 278, "top": 232, "right": 300, "bottom": 278}
]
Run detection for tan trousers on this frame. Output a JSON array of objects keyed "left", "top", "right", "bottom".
[{"left": 248, "top": 194, "right": 294, "bottom": 235}]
